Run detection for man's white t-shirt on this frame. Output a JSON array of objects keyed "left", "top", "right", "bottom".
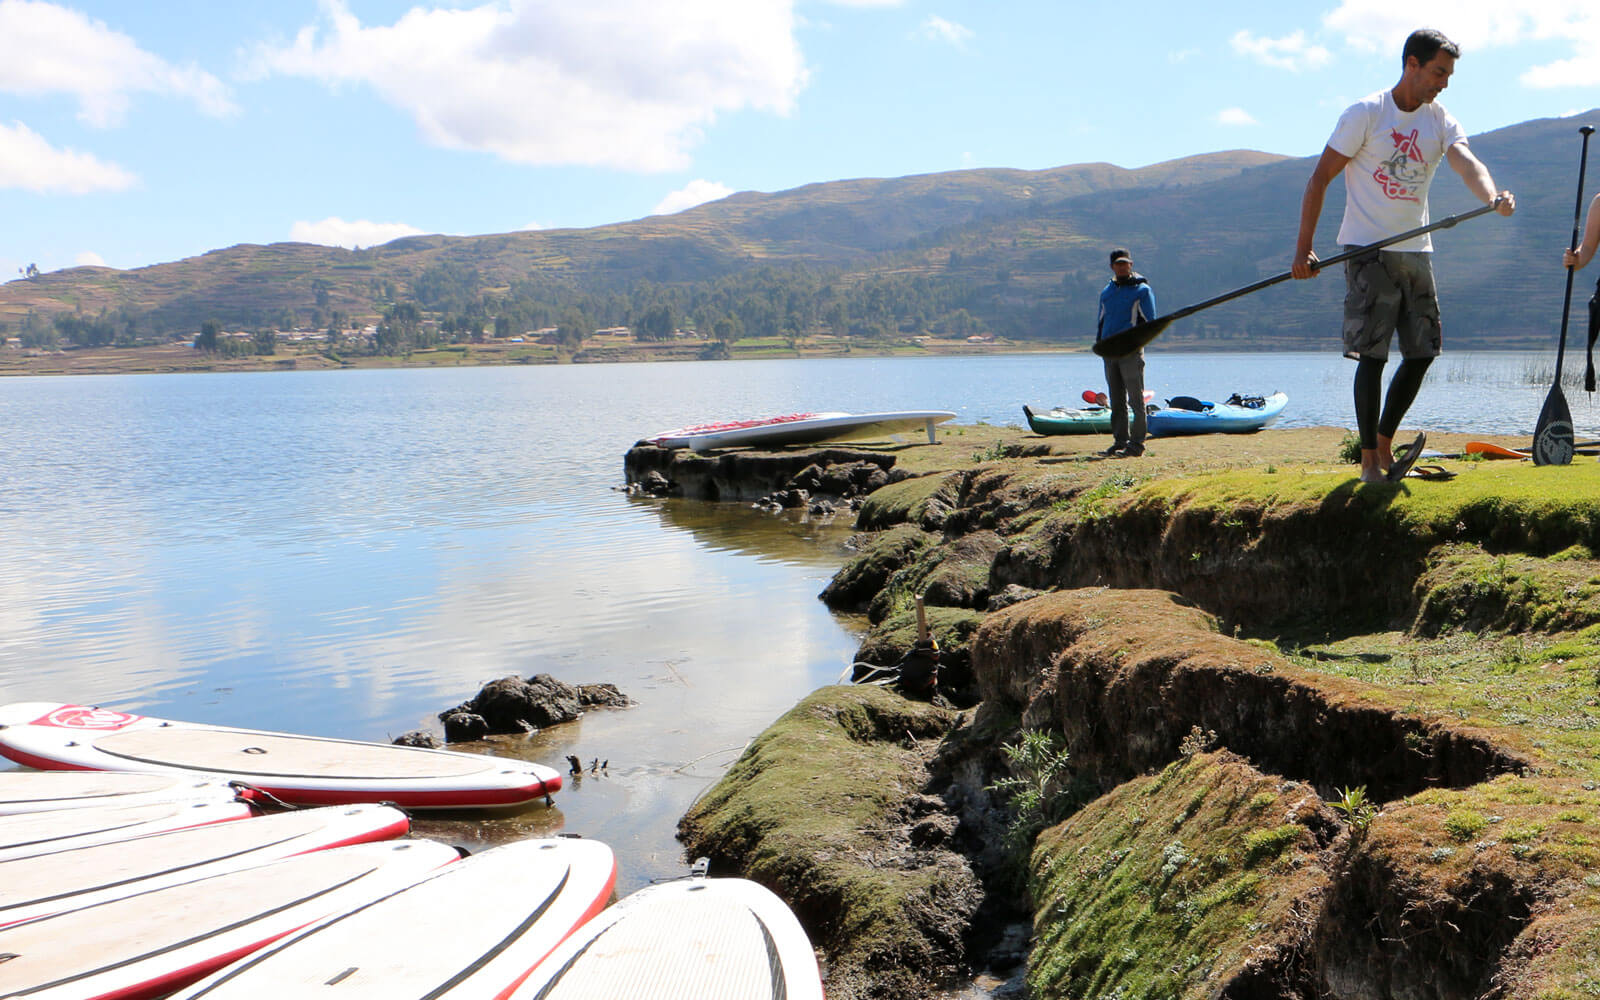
[{"left": 1328, "top": 89, "right": 1468, "bottom": 251}]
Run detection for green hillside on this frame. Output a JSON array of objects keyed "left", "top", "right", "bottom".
[{"left": 2, "top": 108, "right": 1594, "bottom": 354}]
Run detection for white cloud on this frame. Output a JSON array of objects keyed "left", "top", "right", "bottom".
[
  {"left": 652, "top": 179, "right": 734, "bottom": 216},
  {"left": 1322, "top": 0, "right": 1600, "bottom": 87},
  {"left": 1216, "top": 107, "right": 1259, "bottom": 127},
  {"left": 74, "top": 251, "right": 105, "bottom": 267},
  {"left": 0, "top": 0, "right": 235, "bottom": 127},
  {"left": 290, "top": 217, "right": 427, "bottom": 249},
  {"left": 921, "top": 15, "right": 972, "bottom": 47},
  {"left": 1230, "top": 30, "right": 1332, "bottom": 71},
  {"left": 820, "top": 0, "right": 903, "bottom": 6},
  {"left": 0, "top": 120, "right": 136, "bottom": 193},
  {"left": 254, "top": 0, "right": 807, "bottom": 173}
]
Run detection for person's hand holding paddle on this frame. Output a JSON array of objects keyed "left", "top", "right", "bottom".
[{"left": 1291, "top": 249, "right": 1320, "bottom": 281}]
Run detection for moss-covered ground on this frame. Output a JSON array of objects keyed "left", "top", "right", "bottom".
[{"left": 681, "top": 426, "right": 1600, "bottom": 999}]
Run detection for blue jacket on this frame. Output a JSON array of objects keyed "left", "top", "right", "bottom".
[{"left": 1096, "top": 275, "right": 1156, "bottom": 343}]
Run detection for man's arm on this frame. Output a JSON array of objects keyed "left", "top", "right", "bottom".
[
  {"left": 1565, "top": 193, "right": 1600, "bottom": 270},
  {"left": 1446, "top": 142, "right": 1516, "bottom": 216},
  {"left": 1139, "top": 284, "right": 1156, "bottom": 322},
  {"left": 1293, "top": 146, "right": 1351, "bottom": 279}
]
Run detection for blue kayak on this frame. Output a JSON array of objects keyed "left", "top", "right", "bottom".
[{"left": 1146, "top": 391, "right": 1287, "bottom": 437}]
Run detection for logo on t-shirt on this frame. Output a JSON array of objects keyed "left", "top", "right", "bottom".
[{"left": 1372, "top": 128, "right": 1426, "bottom": 202}]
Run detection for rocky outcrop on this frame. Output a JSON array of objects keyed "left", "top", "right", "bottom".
[
  {"left": 623, "top": 443, "right": 906, "bottom": 501},
  {"left": 438, "top": 674, "right": 631, "bottom": 741},
  {"left": 677, "top": 686, "right": 984, "bottom": 1000}
]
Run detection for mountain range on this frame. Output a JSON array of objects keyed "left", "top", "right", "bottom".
[{"left": 3, "top": 107, "right": 1595, "bottom": 352}]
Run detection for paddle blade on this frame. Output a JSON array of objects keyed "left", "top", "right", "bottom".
[
  {"left": 1532, "top": 384, "right": 1575, "bottom": 465},
  {"left": 1081, "top": 389, "right": 1099, "bottom": 404},
  {"left": 1093, "top": 316, "right": 1176, "bottom": 358},
  {"left": 1465, "top": 441, "right": 1529, "bottom": 460}
]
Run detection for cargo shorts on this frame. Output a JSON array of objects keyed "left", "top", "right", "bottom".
[{"left": 1341, "top": 249, "right": 1442, "bottom": 362}]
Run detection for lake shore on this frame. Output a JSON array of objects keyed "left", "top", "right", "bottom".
[
  {"left": 0, "top": 336, "right": 1068, "bottom": 378},
  {"left": 649, "top": 425, "right": 1600, "bottom": 999}
]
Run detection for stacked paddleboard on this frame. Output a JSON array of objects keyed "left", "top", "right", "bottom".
[{"left": 0, "top": 702, "right": 561, "bottom": 811}]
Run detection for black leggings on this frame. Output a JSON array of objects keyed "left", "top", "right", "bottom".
[{"left": 1354, "top": 356, "right": 1432, "bottom": 450}]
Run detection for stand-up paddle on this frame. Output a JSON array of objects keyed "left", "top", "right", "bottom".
[
  {"left": 1094, "top": 200, "right": 1505, "bottom": 358},
  {"left": 1532, "top": 125, "right": 1595, "bottom": 467}
]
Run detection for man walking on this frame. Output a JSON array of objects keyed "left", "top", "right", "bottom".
[
  {"left": 1292, "top": 28, "right": 1514, "bottom": 483},
  {"left": 1096, "top": 248, "right": 1156, "bottom": 457}
]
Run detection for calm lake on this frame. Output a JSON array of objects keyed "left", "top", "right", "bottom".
[{"left": 2, "top": 350, "right": 1596, "bottom": 891}]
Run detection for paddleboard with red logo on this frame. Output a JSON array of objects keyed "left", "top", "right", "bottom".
[{"left": 0, "top": 702, "right": 561, "bottom": 811}]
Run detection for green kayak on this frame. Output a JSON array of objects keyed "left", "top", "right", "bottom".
[{"left": 1023, "top": 404, "right": 1112, "bottom": 436}]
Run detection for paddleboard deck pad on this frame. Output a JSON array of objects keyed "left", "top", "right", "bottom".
[
  {"left": 0, "top": 702, "right": 561, "bottom": 810},
  {"left": 0, "top": 770, "right": 247, "bottom": 816},
  {"left": 0, "top": 839, "right": 459, "bottom": 1000},
  {"left": 0, "top": 798, "right": 255, "bottom": 863},
  {"left": 169, "top": 837, "right": 617, "bottom": 1000},
  {"left": 0, "top": 803, "right": 409, "bottom": 927},
  {"left": 511, "top": 875, "right": 824, "bottom": 1000}
]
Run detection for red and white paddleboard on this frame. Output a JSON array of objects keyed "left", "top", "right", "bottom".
[
  {"left": 0, "top": 770, "right": 246, "bottom": 816},
  {"left": 0, "top": 802, "right": 409, "bottom": 927},
  {"left": 169, "top": 837, "right": 617, "bottom": 1000},
  {"left": 646, "top": 413, "right": 844, "bottom": 448},
  {"left": 0, "top": 797, "right": 255, "bottom": 863},
  {"left": 0, "top": 702, "right": 561, "bottom": 811},
  {"left": 510, "top": 875, "right": 825, "bottom": 1000},
  {"left": 0, "top": 839, "right": 460, "bottom": 1000}
]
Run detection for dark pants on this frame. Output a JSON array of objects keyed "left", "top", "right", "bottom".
[{"left": 1102, "top": 352, "right": 1146, "bottom": 450}]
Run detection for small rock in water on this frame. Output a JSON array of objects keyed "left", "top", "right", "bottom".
[{"left": 392, "top": 730, "right": 440, "bottom": 748}]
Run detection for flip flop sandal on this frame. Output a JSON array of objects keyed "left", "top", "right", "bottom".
[
  {"left": 1386, "top": 431, "right": 1427, "bottom": 482},
  {"left": 1405, "top": 464, "right": 1456, "bottom": 481}
]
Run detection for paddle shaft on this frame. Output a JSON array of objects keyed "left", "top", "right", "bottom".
[
  {"left": 1094, "top": 200, "right": 1503, "bottom": 357},
  {"left": 1166, "top": 201, "right": 1501, "bottom": 325},
  {"left": 1557, "top": 127, "right": 1595, "bottom": 376}
]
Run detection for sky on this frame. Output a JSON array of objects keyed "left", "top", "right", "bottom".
[{"left": 1, "top": 0, "right": 1597, "bottom": 277}]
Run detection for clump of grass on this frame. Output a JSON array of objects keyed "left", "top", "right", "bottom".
[
  {"left": 1444, "top": 809, "right": 1489, "bottom": 842},
  {"left": 1337, "top": 430, "right": 1362, "bottom": 464}
]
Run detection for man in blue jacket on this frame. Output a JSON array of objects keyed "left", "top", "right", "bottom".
[{"left": 1096, "top": 248, "right": 1156, "bottom": 456}]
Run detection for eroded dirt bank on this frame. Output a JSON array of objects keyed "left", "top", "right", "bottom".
[{"left": 642, "top": 427, "right": 1600, "bottom": 999}]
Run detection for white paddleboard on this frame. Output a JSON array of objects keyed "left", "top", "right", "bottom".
[
  {"left": 0, "top": 838, "right": 460, "bottom": 1000},
  {"left": 169, "top": 837, "right": 617, "bottom": 1000},
  {"left": 682, "top": 410, "right": 957, "bottom": 452},
  {"left": 0, "top": 702, "right": 561, "bottom": 810},
  {"left": 0, "top": 770, "right": 246, "bottom": 816},
  {"left": 0, "top": 798, "right": 255, "bottom": 863},
  {"left": 511, "top": 875, "right": 824, "bottom": 1000},
  {"left": 647, "top": 413, "right": 849, "bottom": 449},
  {"left": 0, "top": 802, "right": 409, "bottom": 927}
]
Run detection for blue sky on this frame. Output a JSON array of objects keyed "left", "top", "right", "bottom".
[{"left": 2, "top": 0, "right": 1597, "bottom": 276}]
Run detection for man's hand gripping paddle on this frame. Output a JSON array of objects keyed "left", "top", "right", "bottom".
[
  {"left": 1533, "top": 124, "right": 1595, "bottom": 466},
  {"left": 1093, "top": 201, "right": 1506, "bottom": 359}
]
